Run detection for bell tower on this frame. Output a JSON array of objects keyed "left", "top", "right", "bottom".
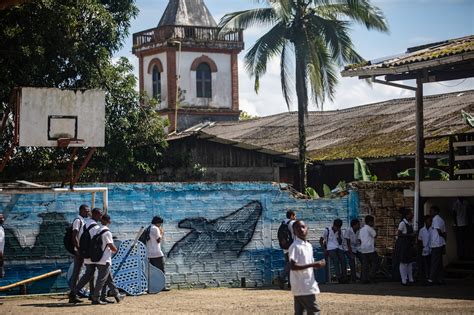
[{"left": 133, "top": 0, "right": 244, "bottom": 132}]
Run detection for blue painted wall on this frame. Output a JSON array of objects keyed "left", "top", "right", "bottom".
[{"left": 0, "top": 182, "right": 357, "bottom": 293}]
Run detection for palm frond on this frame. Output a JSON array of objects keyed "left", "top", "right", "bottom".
[
  {"left": 280, "top": 43, "right": 294, "bottom": 109},
  {"left": 218, "top": 8, "right": 277, "bottom": 30}
]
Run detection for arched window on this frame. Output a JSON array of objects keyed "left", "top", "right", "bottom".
[
  {"left": 152, "top": 65, "right": 161, "bottom": 99},
  {"left": 196, "top": 63, "right": 212, "bottom": 98}
]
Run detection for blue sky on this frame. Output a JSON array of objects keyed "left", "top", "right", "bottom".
[{"left": 116, "top": 0, "right": 474, "bottom": 116}]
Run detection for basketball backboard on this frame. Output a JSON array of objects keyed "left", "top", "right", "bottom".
[{"left": 17, "top": 87, "right": 105, "bottom": 147}]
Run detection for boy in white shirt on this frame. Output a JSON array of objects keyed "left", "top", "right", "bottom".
[
  {"left": 319, "top": 219, "right": 346, "bottom": 283},
  {"left": 418, "top": 215, "right": 432, "bottom": 281},
  {"left": 344, "top": 219, "right": 361, "bottom": 282},
  {"left": 428, "top": 206, "right": 446, "bottom": 285},
  {"left": 69, "top": 204, "right": 90, "bottom": 292},
  {"left": 146, "top": 216, "right": 165, "bottom": 273},
  {"left": 359, "top": 215, "right": 379, "bottom": 284},
  {"left": 289, "top": 220, "right": 325, "bottom": 315}
]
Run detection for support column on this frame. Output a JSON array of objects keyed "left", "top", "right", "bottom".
[
  {"left": 231, "top": 52, "right": 239, "bottom": 112},
  {"left": 139, "top": 55, "right": 144, "bottom": 94},
  {"left": 414, "top": 77, "right": 424, "bottom": 231}
]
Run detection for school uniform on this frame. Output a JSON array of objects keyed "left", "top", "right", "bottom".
[
  {"left": 69, "top": 216, "right": 85, "bottom": 290},
  {"left": 418, "top": 226, "right": 431, "bottom": 280},
  {"left": 147, "top": 225, "right": 165, "bottom": 273},
  {"left": 343, "top": 227, "right": 360, "bottom": 282},
  {"left": 396, "top": 219, "right": 415, "bottom": 284},
  {"left": 322, "top": 227, "right": 346, "bottom": 283},
  {"left": 278, "top": 219, "right": 295, "bottom": 287},
  {"left": 429, "top": 214, "right": 446, "bottom": 284},
  {"left": 359, "top": 225, "right": 379, "bottom": 283},
  {"left": 289, "top": 237, "right": 321, "bottom": 315}
]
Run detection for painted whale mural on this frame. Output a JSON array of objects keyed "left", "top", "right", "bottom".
[{"left": 168, "top": 200, "right": 262, "bottom": 260}]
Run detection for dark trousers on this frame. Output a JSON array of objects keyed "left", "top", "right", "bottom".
[
  {"left": 294, "top": 294, "right": 320, "bottom": 315},
  {"left": 361, "top": 252, "right": 379, "bottom": 283},
  {"left": 328, "top": 249, "right": 346, "bottom": 282},
  {"left": 69, "top": 254, "right": 83, "bottom": 290},
  {"left": 429, "top": 247, "right": 444, "bottom": 283},
  {"left": 344, "top": 251, "right": 361, "bottom": 282},
  {"left": 149, "top": 257, "right": 165, "bottom": 273},
  {"left": 72, "top": 263, "right": 95, "bottom": 296},
  {"left": 280, "top": 252, "right": 291, "bottom": 284},
  {"left": 0, "top": 254, "right": 4, "bottom": 278},
  {"left": 455, "top": 226, "right": 469, "bottom": 259},
  {"left": 93, "top": 263, "right": 119, "bottom": 301},
  {"left": 421, "top": 255, "right": 431, "bottom": 280}
]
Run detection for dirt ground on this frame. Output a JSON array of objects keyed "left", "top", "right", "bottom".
[{"left": 2, "top": 280, "right": 474, "bottom": 314}]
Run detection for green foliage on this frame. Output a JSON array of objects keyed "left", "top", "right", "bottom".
[
  {"left": 239, "top": 111, "right": 259, "bottom": 120},
  {"left": 397, "top": 168, "right": 449, "bottom": 181},
  {"left": 305, "top": 186, "right": 320, "bottom": 199},
  {"left": 354, "top": 157, "right": 377, "bottom": 182},
  {"left": 323, "top": 184, "right": 332, "bottom": 198},
  {"left": 461, "top": 110, "right": 474, "bottom": 128}
]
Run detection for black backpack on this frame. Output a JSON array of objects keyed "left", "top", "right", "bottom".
[
  {"left": 63, "top": 218, "right": 82, "bottom": 255},
  {"left": 138, "top": 225, "right": 151, "bottom": 245},
  {"left": 90, "top": 229, "right": 109, "bottom": 262},
  {"left": 278, "top": 221, "right": 293, "bottom": 250},
  {"left": 79, "top": 222, "right": 97, "bottom": 258}
]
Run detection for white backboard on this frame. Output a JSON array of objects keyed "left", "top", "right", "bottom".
[{"left": 18, "top": 87, "right": 105, "bottom": 147}]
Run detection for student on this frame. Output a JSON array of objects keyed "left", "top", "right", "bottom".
[
  {"left": 359, "top": 215, "right": 379, "bottom": 284},
  {"left": 69, "top": 204, "right": 90, "bottom": 292},
  {"left": 0, "top": 213, "right": 5, "bottom": 279},
  {"left": 278, "top": 210, "right": 296, "bottom": 289},
  {"left": 320, "top": 219, "right": 346, "bottom": 283},
  {"left": 344, "top": 219, "right": 361, "bottom": 282},
  {"left": 395, "top": 208, "right": 415, "bottom": 286},
  {"left": 418, "top": 215, "right": 432, "bottom": 282},
  {"left": 69, "top": 207, "right": 102, "bottom": 304},
  {"left": 289, "top": 220, "right": 325, "bottom": 315},
  {"left": 452, "top": 198, "right": 470, "bottom": 260},
  {"left": 94, "top": 214, "right": 124, "bottom": 305},
  {"left": 147, "top": 216, "right": 165, "bottom": 273},
  {"left": 428, "top": 206, "right": 446, "bottom": 285}
]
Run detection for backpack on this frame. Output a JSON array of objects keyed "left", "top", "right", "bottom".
[
  {"left": 90, "top": 229, "right": 109, "bottom": 263},
  {"left": 138, "top": 225, "right": 151, "bottom": 245},
  {"left": 79, "top": 222, "right": 97, "bottom": 258},
  {"left": 63, "top": 218, "right": 82, "bottom": 255},
  {"left": 278, "top": 221, "right": 293, "bottom": 250}
]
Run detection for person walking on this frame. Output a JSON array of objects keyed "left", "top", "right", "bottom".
[
  {"left": 320, "top": 219, "right": 346, "bottom": 283},
  {"left": 146, "top": 216, "right": 165, "bottom": 274},
  {"left": 395, "top": 208, "right": 416, "bottom": 286},
  {"left": 69, "top": 204, "right": 90, "bottom": 292},
  {"left": 277, "top": 210, "right": 296, "bottom": 289}
]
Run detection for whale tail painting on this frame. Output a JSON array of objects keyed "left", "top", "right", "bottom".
[{"left": 168, "top": 201, "right": 262, "bottom": 260}]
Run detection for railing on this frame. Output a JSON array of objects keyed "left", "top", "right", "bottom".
[{"left": 133, "top": 25, "right": 243, "bottom": 51}]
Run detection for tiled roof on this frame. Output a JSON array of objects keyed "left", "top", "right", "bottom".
[
  {"left": 342, "top": 35, "right": 474, "bottom": 77},
  {"left": 169, "top": 90, "right": 474, "bottom": 161},
  {"left": 158, "top": 0, "right": 217, "bottom": 27}
]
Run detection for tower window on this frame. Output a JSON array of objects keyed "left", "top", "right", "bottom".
[
  {"left": 152, "top": 65, "right": 161, "bottom": 100},
  {"left": 196, "top": 63, "right": 212, "bottom": 98}
]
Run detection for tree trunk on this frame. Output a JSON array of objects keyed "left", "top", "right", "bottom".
[{"left": 294, "top": 46, "right": 308, "bottom": 192}]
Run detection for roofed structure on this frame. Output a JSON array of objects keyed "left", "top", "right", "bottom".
[
  {"left": 158, "top": 0, "right": 217, "bottom": 27},
  {"left": 168, "top": 90, "right": 474, "bottom": 161}
]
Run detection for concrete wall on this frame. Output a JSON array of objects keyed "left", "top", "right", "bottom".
[{"left": 0, "top": 182, "right": 356, "bottom": 294}]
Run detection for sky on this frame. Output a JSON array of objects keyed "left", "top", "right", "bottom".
[{"left": 115, "top": 0, "right": 474, "bottom": 116}]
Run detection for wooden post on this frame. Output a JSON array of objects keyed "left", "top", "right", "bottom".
[
  {"left": 449, "top": 135, "right": 454, "bottom": 180},
  {"left": 414, "top": 77, "right": 424, "bottom": 231}
]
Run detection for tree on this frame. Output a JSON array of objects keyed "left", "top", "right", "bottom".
[
  {"left": 220, "top": 0, "right": 388, "bottom": 190},
  {"left": 0, "top": 0, "right": 168, "bottom": 182}
]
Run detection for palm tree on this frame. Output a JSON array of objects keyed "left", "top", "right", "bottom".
[{"left": 219, "top": 0, "right": 388, "bottom": 191}]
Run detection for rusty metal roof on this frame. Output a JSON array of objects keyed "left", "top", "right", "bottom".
[
  {"left": 342, "top": 35, "right": 474, "bottom": 78},
  {"left": 168, "top": 90, "right": 474, "bottom": 161},
  {"left": 158, "top": 0, "right": 217, "bottom": 27}
]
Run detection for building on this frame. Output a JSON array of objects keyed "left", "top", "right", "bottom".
[{"left": 132, "top": 0, "right": 244, "bottom": 132}]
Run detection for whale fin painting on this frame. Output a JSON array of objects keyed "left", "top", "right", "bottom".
[{"left": 168, "top": 201, "right": 262, "bottom": 260}]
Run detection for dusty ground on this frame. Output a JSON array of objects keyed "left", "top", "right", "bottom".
[{"left": 2, "top": 280, "right": 474, "bottom": 314}]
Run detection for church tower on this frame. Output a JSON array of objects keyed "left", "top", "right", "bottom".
[{"left": 133, "top": 0, "right": 244, "bottom": 132}]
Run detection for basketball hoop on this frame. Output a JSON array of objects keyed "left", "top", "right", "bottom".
[{"left": 57, "top": 138, "right": 85, "bottom": 148}]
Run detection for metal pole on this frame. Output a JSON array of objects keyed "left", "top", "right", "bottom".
[{"left": 414, "top": 77, "right": 424, "bottom": 231}]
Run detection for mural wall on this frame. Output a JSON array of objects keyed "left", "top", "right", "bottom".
[{"left": 0, "top": 182, "right": 357, "bottom": 293}]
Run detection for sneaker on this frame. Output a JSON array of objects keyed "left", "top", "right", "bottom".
[
  {"left": 100, "top": 297, "right": 115, "bottom": 304},
  {"left": 114, "top": 294, "right": 125, "bottom": 303},
  {"left": 68, "top": 293, "right": 83, "bottom": 304},
  {"left": 91, "top": 299, "right": 107, "bottom": 305}
]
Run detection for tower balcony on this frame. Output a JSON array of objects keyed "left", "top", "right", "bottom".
[{"left": 133, "top": 25, "right": 244, "bottom": 54}]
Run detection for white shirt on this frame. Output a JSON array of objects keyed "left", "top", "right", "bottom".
[
  {"left": 344, "top": 227, "right": 359, "bottom": 253},
  {"left": 322, "top": 227, "right": 342, "bottom": 250},
  {"left": 288, "top": 238, "right": 320, "bottom": 296},
  {"left": 359, "top": 225, "right": 376, "bottom": 254},
  {"left": 283, "top": 219, "right": 295, "bottom": 254},
  {"left": 430, "top": 214, "right": 446, "bottom": 248},
  {"left": 453, "top": 199, "right": 469, "bottom": 227},
  {"left": 82, "top": 218, "right": 100, "bottom": 264},
  {"left": 418, "top": 226, "right": 431, "bottom": 256},
  {"left": 72, "top": 216, "right": 84, "bottom": 251},
  {"left": 397, "top": 219, "right": 411, "bottom": 235},
  {"left": 146, "top": 225, "right": 164, "bottom": 258},
  {"left": 95, "top": 226, "right": 114, "bottom": 266},
  {"left": 0, "top": 225, "right": 5, "bottom": 254}
]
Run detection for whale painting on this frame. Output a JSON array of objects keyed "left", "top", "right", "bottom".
[{"left": 168, "top": 200, "right": 262, "bottom": 260}]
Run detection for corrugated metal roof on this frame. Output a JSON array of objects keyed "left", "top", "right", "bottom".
[
  {"left": 158, "top": 0, "right": 217, "bottom": 27},
  {"left": 342, "top": 35, "right": 474, "bottom": 77},
  {"left": 168, "top": 90, "right": 474, "bottom": 161}
]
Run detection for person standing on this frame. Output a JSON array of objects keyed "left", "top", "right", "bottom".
[
  {"left": 395, "top": 208, "right": 416, "bottom": 286},
  {"left": 344, "top": 219, "right": 361, "bottom": 282},
  {"left": 428, "top": 206, "right": 446, "bottom": 285},
  {"left": 359, "top": 215, "right": 378, "bottom": 284},
  {"left": 320, "top": 219, "right": 346, "bottom": 283},
  {"left": 146, "top": 216, "right": 165, "bottom": 273},
  {"left": 69, "top": 204, "right": 90, "bottom": 292},
  {"left": 289, "top": 220, "right": 325, "bottom": 315},
  {"left": 278, "top": 210, "right": 296, "bottom": 289},
  {"left": 452, "top": 198, "right": 470, "bottom": 260},
  {"left": 0, "top": 213, "right": 5, "bottom": 279},
  {"left": 418, "top": 215, "right": 432, "bottom": 282}
]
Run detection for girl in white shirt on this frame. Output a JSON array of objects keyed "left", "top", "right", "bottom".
[{"left": 395, "top": 208, "right": 415, "bottom": 286}]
